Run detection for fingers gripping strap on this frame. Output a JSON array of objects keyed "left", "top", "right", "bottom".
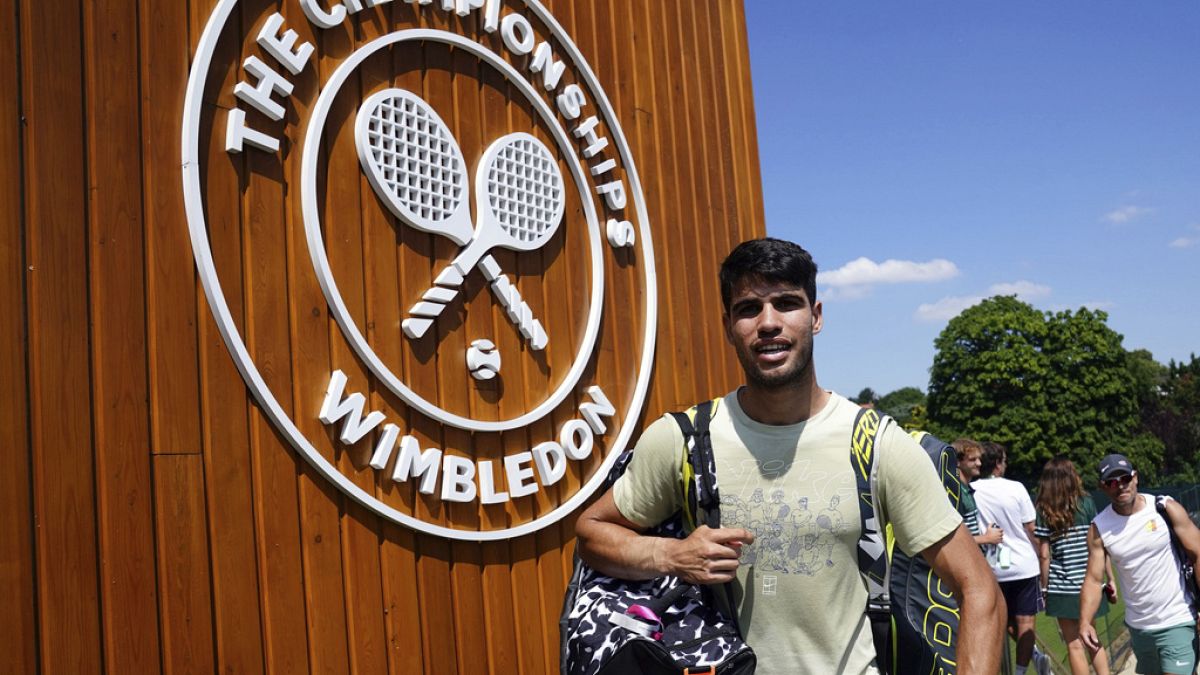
[{"left": 852, "top": 408, "right": 890, "bottom": 608}]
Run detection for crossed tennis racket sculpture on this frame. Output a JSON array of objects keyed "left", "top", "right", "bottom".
[{"left": 355, "top": 88, "right": 564, "bottom": 351}]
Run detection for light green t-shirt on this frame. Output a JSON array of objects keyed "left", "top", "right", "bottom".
[{"left": 613, "top": 391, "right": 962, "bottom": 674}]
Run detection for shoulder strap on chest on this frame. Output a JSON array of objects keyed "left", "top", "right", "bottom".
[
  {"left": 669, "top": 399, "right": 721, "bottom": 532},
  {"left": 1156, "top": 495, "right": 1199, "bottom": 606},
  {"left": 852, "top": 407, "right": 889, "bottom": 608},
  {"left": 1157, "top": 495, "right": 1182, "bottom": 548}
]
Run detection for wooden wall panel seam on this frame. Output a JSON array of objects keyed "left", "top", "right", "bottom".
[
  {"left": 2, "top": 1, "right": 41, "bottom": 671},
  {"left": 82, "top": 0, "right": 165, "bottom": 670},
  {"left": 21, "top": 0, "right": 105, "bottom": 668}
]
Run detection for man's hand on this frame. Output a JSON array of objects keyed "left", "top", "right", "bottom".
[
  {"left": 577, "top": 489, "right": 755, "bottom": 583},
  {"left": 1079, "top": 622, "right": 1101, "bottom": 652},
  {"left": 658, "top": 526, "right": 754, "bottom": 585},
  {"left": 977, "top": 523, "right": 1003, "bottom": 546}
]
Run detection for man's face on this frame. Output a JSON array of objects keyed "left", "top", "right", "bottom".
[
  {"left": 1100, "top": 471, "right": 1138, "bottom": 509},
  {"left": 722, "top": 277, "right": 822, "bottom": 390},
  {"left": 959, "top": 448, "right": 982, "bottom": 480}
]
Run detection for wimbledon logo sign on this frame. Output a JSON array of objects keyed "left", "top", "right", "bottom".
[{"left": 182, "top": 0, "right": 657, "bottom": 541}]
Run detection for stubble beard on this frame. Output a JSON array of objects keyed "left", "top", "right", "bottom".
[{"left": 738, "top": 339, "right": 814, "bottom": 391}]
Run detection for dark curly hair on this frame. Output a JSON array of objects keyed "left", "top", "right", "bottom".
[{"left": 719, "top": 238, "right": 818, "bottom": 311}]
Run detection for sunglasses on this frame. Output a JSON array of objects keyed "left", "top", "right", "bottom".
[{"left": 1102, "top": 473, "right": 1135, "bottom": 489}]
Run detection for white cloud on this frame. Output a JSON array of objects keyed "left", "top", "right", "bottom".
[
  {"left": 1170, "top": 226, "right": 1200, "bottom": 249},
  {"left": 914, "top": 280, "right": 1053, "bottom": 322},
  {"left": 821, "top": 285, "right": 873, "bottom": 301},
  {"left": 988, "top": 280, "right": 1051, "bottom": 298},
  {"left": 1103, "top": 205, "right": 1152, "bottom": 224},
  {"left": 818, "top": 257, "right": 958, "bottom": 299},
  {"left": 915, "top": 295, "right": 982, "bottom": 322}
]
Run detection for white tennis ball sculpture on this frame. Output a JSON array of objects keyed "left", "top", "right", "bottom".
[{"left": 466, "top": 339, "right": 501, "bottom": 380}]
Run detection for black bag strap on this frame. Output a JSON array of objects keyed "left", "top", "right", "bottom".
[
  {"left": 670, "top": 399, "right": 720, "bottom": 532},
  {"left": 851, "top": 407, "right": 891, "bottom": 672},
  {"left": 851, "top": 407, "right": 889, "bottom": 606},
  {"left": 669, "top": 399, "right": 744, "bottom": 635},
  {"left": 1155, "top": 495, "right": 1198, "bottom": 610}
]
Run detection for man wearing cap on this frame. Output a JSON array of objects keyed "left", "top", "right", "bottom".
[{"left": 1081, "top": 454, "right": 1200, "bottom": 675}]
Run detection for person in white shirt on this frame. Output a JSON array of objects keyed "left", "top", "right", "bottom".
[
  {"left": 1081, "top": 454, "right": 1200, "bottom": 675},
  {"left": 973, "top": 441, "right": 1049, "bottom": 675}
]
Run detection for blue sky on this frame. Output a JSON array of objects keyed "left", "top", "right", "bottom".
[{"left": 744, "top": 1, "right": 1200, "bottom": 397}]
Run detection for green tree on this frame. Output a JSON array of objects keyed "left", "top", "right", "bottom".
[
  {"left": 877, "top": 386, "right": 926, "bottom": 427},
  {"left": 1158, "top": 355, "right": 1200, "bottom": 482},
  {"left": 852, "top": 387, "right": 879, "bottom": 406},
  {"left": 906, "top": 403, "right": 930, "bottom": 433},
  {"left": 926, "top": 296, "right": 1162, "bottom": 483}
]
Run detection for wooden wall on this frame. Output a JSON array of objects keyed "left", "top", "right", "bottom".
[{"left": 0, "top": 0, "right": 764, "bottom": 673}]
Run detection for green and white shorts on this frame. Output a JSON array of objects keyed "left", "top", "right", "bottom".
[{"left": 1128, "top": 622, "right": 1198, "bottom": 675}]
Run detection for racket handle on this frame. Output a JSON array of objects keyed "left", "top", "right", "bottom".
[
  {"left": 402, "top": 255, "right": 547, "bottom": 351},
  {"left": 402, "top": 263, "right": 468, "bottom": 338},
  {"left": 402, "top": 280, "right": 462, "bottom": 339},
  {"left": 486, "top": 272, "right": 547, "bottom": 351}
]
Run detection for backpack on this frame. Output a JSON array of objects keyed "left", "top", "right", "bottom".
[
  {"left": 877, "top": 430, "right": 965, "bottom": 675},
  {"left": 1154, "top": 495, "right": 1200, "bottom": 611},
  {"left": 559, "top": 400, "right": 756, "bottom": 675}
]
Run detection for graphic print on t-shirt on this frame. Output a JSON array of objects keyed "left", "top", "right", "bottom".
[{"left": 720, "top": 489, "right": 850, "bottom": 576}]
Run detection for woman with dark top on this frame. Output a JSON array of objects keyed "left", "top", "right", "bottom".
[{"left": 1035, "top": 457, "right": 1114, "bottom": 675}]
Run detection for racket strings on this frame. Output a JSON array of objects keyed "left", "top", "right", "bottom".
[
  {"left": 366, "top": 96, "right": 464, "bottom": 222},
  {"left": 485, "top": 138, "right": 563, "bottom": 243}
]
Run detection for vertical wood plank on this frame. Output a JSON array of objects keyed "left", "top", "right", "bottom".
[
  {"left": 331, "top": 8, "right": 392, "bottom": 675},
  {"left": 231, "top": 2, "right": 313, "bottom": 675},
  {"left": 143, "top": 0, "right": 203, "bottom": 459},
  {"left": 721, "top": 0, "right": 766, "bottom": 236},
  {"left": 699, "top": 0, "right": 745, "bottom": 390},
  {"left": 188, "top": 1, "right": 270, "bottom": 672},
  {"left": 0, "top": 1, "right": 37, "bottom": 672},
  {"left": 154, "top": 454, "right": 217, "bottom": 674},
  {"left": 663, "top": 0, "right": 717, "bottom": 405},
  {"left": 301, "top": 4, "right": 356, "bottom": 673},
  {"left": 648, "top": 0, "right": 700, "bottom": 408},
  {"left": 20, "top": 0, "right": 103, "bottom": 671},
  {"left": 472, "top": 9, "right": 519, "bottom": 670},
  {"left": 443, "top": 11, "right": 489, "bottom": 675},
  {"left": 83, "top": 0, "right": 163, "bottom": 672}
]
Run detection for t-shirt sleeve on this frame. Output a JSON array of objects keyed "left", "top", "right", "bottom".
[
  {"left": 1019, "top": 487, "right": 1036, "bottom": 524},
  {"left": 877, "top": 424, "right": 963, "bottom": 557},
  {"left": 611, "top": 415, "right": 685, "bottom": 528}
]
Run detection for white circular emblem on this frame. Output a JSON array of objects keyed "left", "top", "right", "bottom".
[{"left": 183, "top": 1, "right": 656, "bottom": 540}]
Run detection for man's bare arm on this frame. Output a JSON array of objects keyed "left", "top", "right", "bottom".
[
  {"left": 1079, "top": 523, "right": 1108, "bottom": 651},
  {"left": 1163, "top": 499, "right": 1200, "bottom": 566},
  {"left": 575, "top": 489, "right": 754, "bottom": 585},
  {"left": 921, "top": 524, "right": 1005, "bottom": 675}
]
